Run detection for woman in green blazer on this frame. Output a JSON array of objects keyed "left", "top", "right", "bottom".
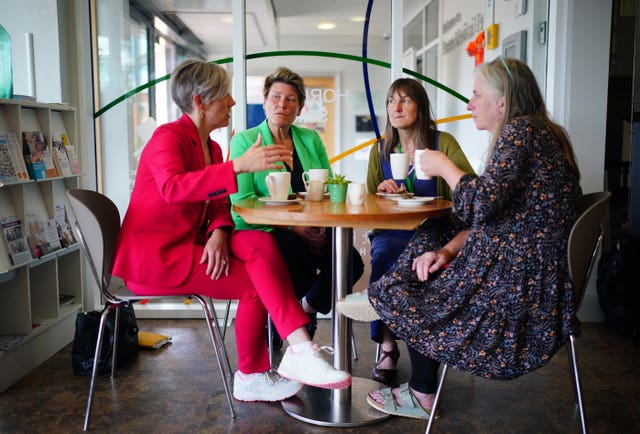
[{"left": 230, "top": 67, "right": 364, "bottom": 342}]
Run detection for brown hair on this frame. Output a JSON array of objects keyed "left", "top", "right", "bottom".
[
  {"left": 381, "top": 78, "right": 437, "bottom": 161},
  {"left": 263, "top": 66, "right": 306, "bottom": 108}
]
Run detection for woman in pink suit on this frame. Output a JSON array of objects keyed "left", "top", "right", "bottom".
[{"left": 112, "top": 59, "right": 350, "bottom": 403}]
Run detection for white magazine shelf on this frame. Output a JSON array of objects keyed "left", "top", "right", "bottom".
[{"left": 0, "top": 98, "right": 84, "bottom": 393}]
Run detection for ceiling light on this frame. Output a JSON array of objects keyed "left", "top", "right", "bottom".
[
  {"left": 317, "top": 22, "right": 336, "bottom": 30},
  {"left": 220, "top": 15, "right": 233, "bottom": 24},
  {"left": 350, "top": 16, "right": 366, "bottom": 22}
]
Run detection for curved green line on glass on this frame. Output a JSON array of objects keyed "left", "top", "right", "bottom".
[{"left": 94, "top": 50, "right": 469, "bottom": 118}]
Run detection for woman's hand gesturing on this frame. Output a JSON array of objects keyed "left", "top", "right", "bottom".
[{"left": 232, "top": 133, "right": 292, "bottom": 173}]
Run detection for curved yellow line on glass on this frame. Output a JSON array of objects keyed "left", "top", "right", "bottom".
[
  {"left": 329, "top": 113, "right": 473, "bottom": 163},
  {"left": 436, "top": 113, "right": 473, "bottom": 124}
]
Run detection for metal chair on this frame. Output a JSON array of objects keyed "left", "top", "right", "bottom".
[
  {"left": 67, "top": 189, "right": 236, "bottom": 431},
  {"left": 425, "top": 191, "right": 611, "bottom": 434}
]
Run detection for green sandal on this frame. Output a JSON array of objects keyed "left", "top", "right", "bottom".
[{"left": 366, "top": 383, "right": 437, "bottom": 420}]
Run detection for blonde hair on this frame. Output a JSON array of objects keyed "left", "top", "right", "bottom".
[
  {"left": 476, "top": 57, "right": 580, "bottom": 180},
  {"left": 170, "top": 59, "right": 231, "bottom": 113}
]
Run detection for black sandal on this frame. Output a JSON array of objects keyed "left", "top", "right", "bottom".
[{"left": 372, "top": 343, "right": 400, "bottom": 384}]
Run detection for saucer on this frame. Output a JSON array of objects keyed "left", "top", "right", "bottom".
[
  {"left": 298, "top": 191, "right": 329, "bottom": 198},
  {"left": 258, "top": 197, "right": 302, "bottom": 205},
  {"left": 392, "top": 196, "right": 436, "bottom": 207}
]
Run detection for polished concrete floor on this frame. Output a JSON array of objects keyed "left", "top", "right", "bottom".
[{"left": 0, "top": 319, "right": 638, "bottom": 434}]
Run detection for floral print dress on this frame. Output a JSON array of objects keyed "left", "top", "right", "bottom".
[{"left": 368, "top": 115, "right": 582, "bottom": 380}]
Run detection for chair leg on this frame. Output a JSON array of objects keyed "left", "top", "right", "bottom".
[
  {"left": 110, "top": 304, "right": 121, "bottom": 378},
  {"left": 567, "top": 335, "right": 587, "bottom": 434},
  {"left": 221, "top": 299, "right": 232, "bottom": 340},
  {"left": 425, "top": 364, "right": 448, "bottom": 434},
  {"left": 216, "top": 302, "right": 234, "bottom": 380},
  {"left": 83, "top": 304, "right": 116, "bottom": 431},
  {"left": 566, "top": 342, "right": 578, "bottom": 404},
  {"left": 267, "top": 314, "right": 274, "bottom": 368},
  {"left": 193, "top": 295, "right": 236, "bottom": 418},
  {"left": 350, "top": 322, "right": 358, "bottom": 360},
  {"left": 206, "top": 298, "right": 232, "bottom": 378}
]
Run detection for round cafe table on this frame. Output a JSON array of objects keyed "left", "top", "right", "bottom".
[{"left": 233, "top": 194, "right": 452, "bottom": 427}]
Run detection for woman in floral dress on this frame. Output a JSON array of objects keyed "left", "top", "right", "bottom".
[{"left": 366, "top": 56, "right": 582, "bottom": 419}]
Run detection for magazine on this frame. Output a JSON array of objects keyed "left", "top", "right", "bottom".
[
  {"left": 3, "top": 132, "right": 30, "bottom": 181},
  {"left": 22, "top": 131, "right": 49, "bottom": 180},
  {"left": 1, "top": 215, "right": 33, "bottom": 265},
  {"left": 54, "top": 203, "right": 76, "bottom": 247},
  {"left": 60, "top": 133, "right": 81, "bottom": 175},
  {"left": 0, "top": 135, "right": 19, "bottom": 183},
  {"left": 25, "top": 212, "right": 51, "bottom": 257},
  {"left": 51, "top": 134, "right": 73, "bottom": 177},
  {"left": 43, "top": 218, "right": 62, "bottom": 252}
]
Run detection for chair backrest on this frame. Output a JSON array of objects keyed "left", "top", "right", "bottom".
[
  {"left": 66, "top": 189, "right": 121, "bottom": 298},
  {"left": 568, "top": 191, "right": 611, "bottom": 308}
]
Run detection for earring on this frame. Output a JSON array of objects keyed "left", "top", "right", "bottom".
[{"left": 199, "top": 111, "right": 204, "bottom": 119}]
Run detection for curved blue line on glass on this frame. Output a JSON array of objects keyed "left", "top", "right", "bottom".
[{"left": 362, "top": 0, "right": 382, "bottom": 141}]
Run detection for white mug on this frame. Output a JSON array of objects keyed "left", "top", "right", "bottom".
[
  {"left": 347, "top": 182, "right": 366, "bottom": 206},
  {"left": 265, "top": 171, "right": 291, "bottom": 200},
  {"left": 307, "top": 180, "right": 325, "bottom": 201},
  {"left": 390, "top": 153, "right": 409, "bottom": 180},
  {"left": 413, "top": 149, "right": 432, "bottom": 180},
  {"left": 302, "top": 168, "right": 329, "bottom": 191}
]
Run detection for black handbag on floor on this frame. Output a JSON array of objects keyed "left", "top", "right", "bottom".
[
  {"left": 597, "top": 237, "right": 640, "bottom": 347},
  {"left": 71, "top": 301, "right": 139, "bottom": 376}
]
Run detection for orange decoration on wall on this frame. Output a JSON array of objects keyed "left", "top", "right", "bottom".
[{"left": 466, "top": 31, "right": 485, "bottom": 66}]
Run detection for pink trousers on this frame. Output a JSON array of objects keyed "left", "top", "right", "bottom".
[{"left": 126, "top": 230, "right": 309, "bottom": 373}]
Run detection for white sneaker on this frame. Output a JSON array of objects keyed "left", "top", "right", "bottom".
[
  {"left": 277, "top": 344, "right": 352, "bottom": 389},
  {"left": 233, "top": 370, "right": 303, "bottom": 402}
]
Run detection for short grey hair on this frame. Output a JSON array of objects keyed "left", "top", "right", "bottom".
[{"left": 170, "top": 59, "right": 231, "bottom": 113}]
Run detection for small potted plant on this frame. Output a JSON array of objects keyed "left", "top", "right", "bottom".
[{"left": 325, "top": 173, "right": 351, "bottom": 203}]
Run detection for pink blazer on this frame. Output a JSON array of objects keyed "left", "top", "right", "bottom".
[{"left": 112, "top": 114, "right": 237, "bottom": 288}]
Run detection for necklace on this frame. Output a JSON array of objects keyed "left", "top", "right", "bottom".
[
  {"left": 397, "top": 144, "right": 415, "bottom": 165},
  {"left": 396, "top": 143, "right": 416, "bottom": 193}
]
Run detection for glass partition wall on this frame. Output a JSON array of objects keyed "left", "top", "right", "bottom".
[{"left": 92, "top": 0, "right": 455, "bottom": 315}]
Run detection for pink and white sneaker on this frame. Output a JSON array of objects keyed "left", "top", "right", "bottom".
[{"left": 233, "top": 370, "right": 302, "bottom": 402}]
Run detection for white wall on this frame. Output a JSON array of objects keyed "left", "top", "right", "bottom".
[
  {"left": 2, "top": 0, "right": 64, "bottom": 103},
  {"left": 437, "top": 0, "right": 550, "bottom": 175},
  {"left": 437, "top": 0, "right": 488, "bottom": 173},
  {"left": 553, "top": 0, "right": 611, "bottom": 196},
  {"left": 547, "top": 0, "right": 612, "bottom": 320}
]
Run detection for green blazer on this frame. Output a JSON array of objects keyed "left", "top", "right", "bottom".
[{"left": 229, "top": 119, "right": 332, "bottom": 230}]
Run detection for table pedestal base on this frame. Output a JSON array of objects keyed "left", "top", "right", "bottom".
[{"left": 281, "top": 377, "right": 390, "bottom": 427}]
